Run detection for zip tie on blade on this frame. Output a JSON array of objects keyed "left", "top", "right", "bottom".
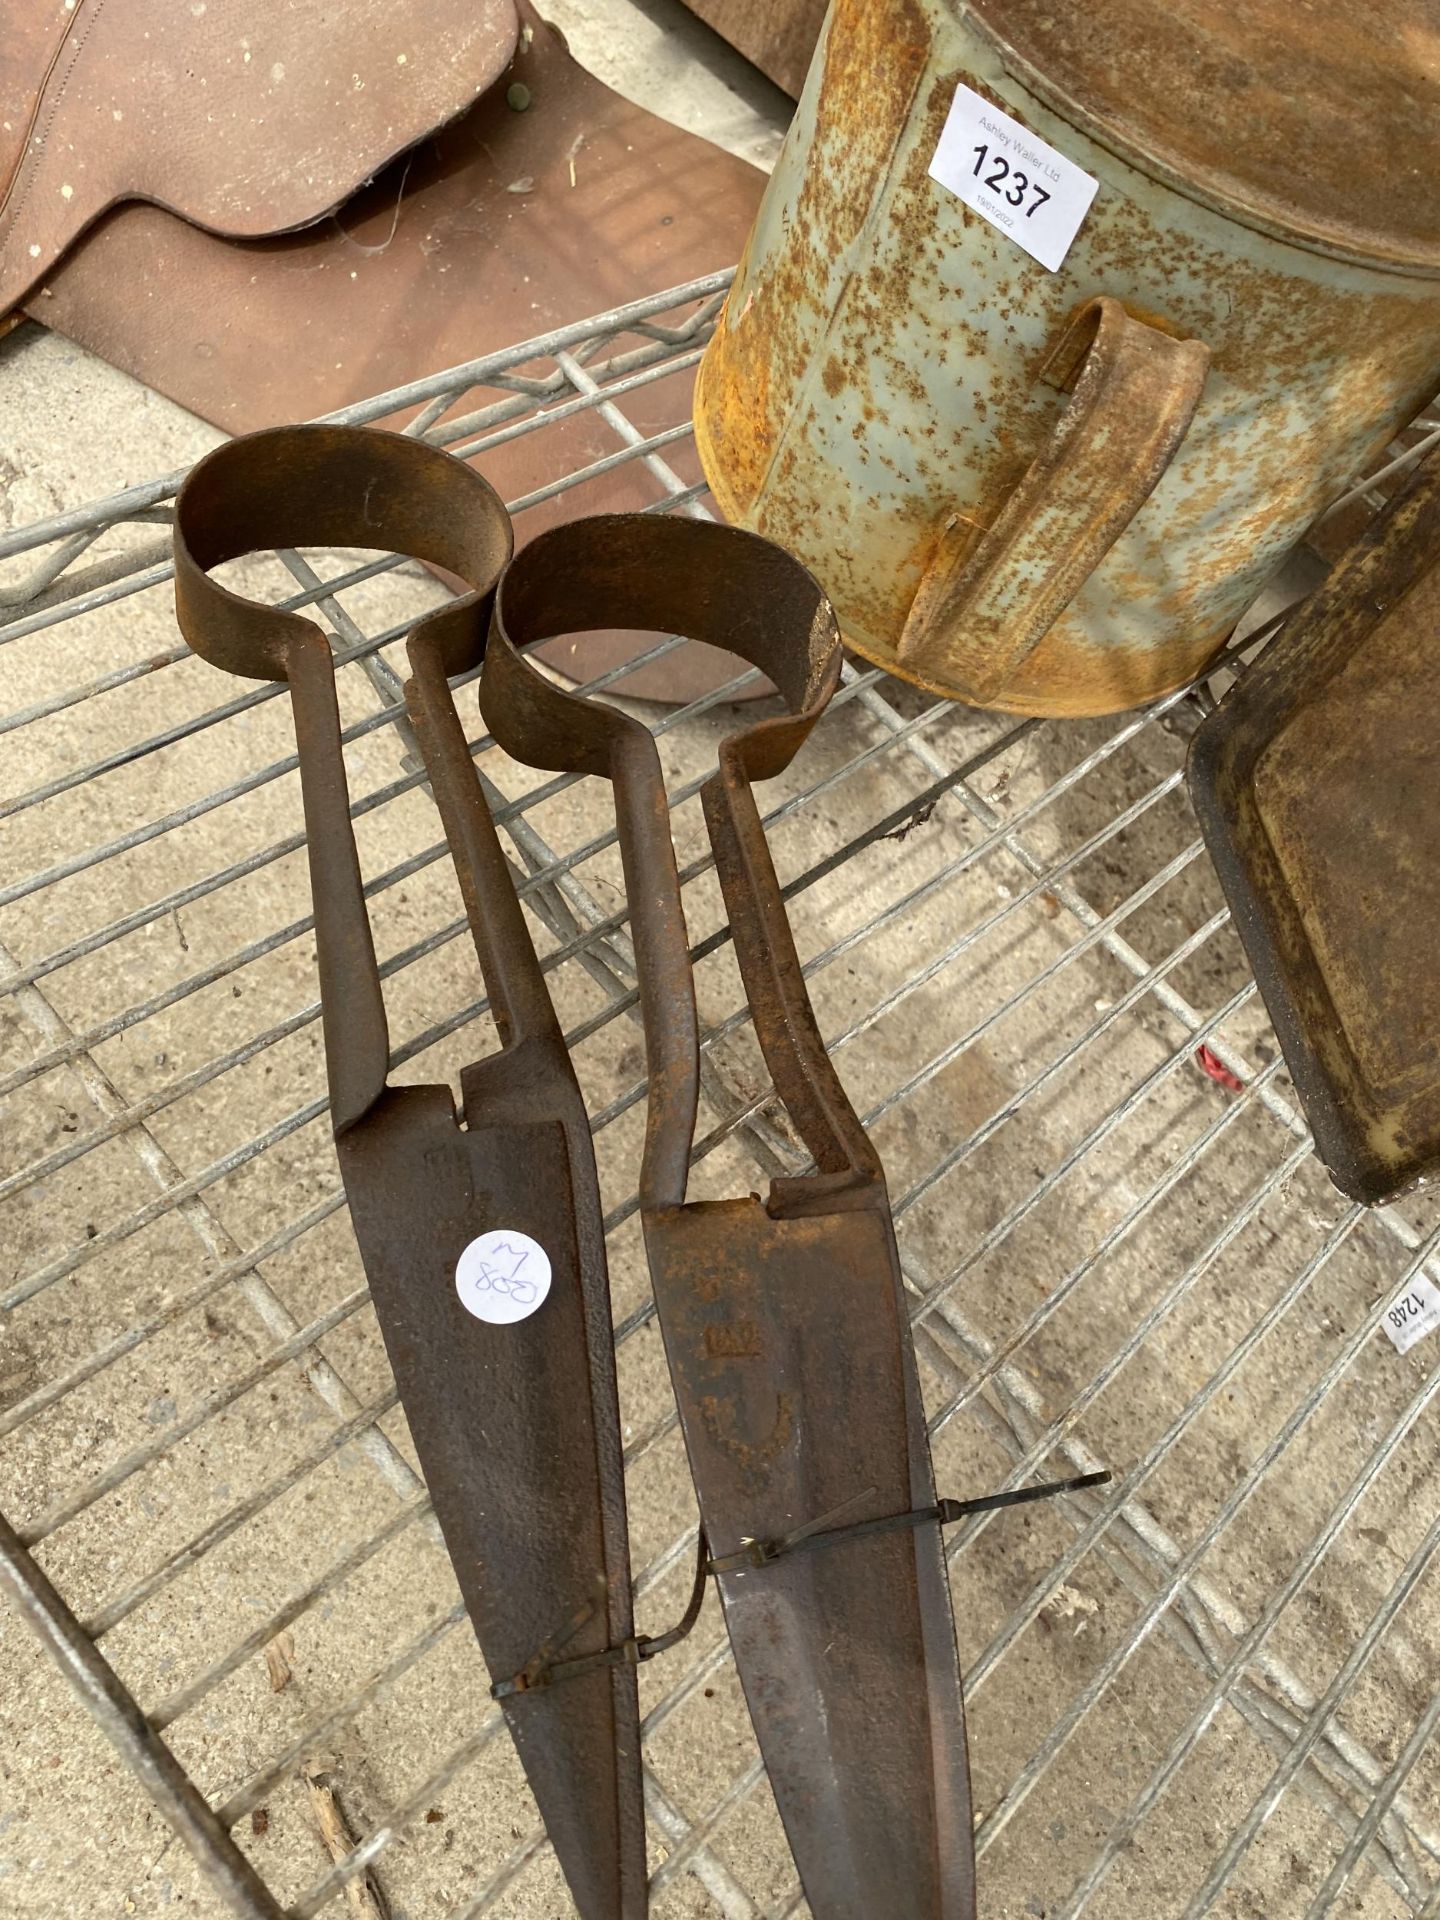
[
  {"left": 705, "top": 1470, "right": 1114, "bottom": 1575},
  {"left": 493, "top": 1528, "right": 711, "bottom": 1699}
]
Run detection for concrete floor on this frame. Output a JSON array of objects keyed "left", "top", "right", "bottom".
[{"left": 3, "top": 8, "right": 1440, "bottom": 1920}]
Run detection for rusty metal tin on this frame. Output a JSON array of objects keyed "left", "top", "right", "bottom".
[
  {"left": 694, "top": 0, "right": 1440, "bottom": 716},
  {"left": 1188, "top": 452, "right": 1440, "bottom": 1208}
]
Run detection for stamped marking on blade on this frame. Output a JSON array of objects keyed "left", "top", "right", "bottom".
[
  {"left": 455, "top": 1230, "right": 552, "bottom": 1325},
  {"left": 704, "top": 1319, "right": 764, "bottom": 1358},
  {"left": 698, "top": 1390, "right": 795, "bottom": 1493}
]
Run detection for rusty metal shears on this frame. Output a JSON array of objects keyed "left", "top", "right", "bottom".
[
  {"left": 172, "top": 426, "right": 646, "bottom": 1920},
  {"left": 482, "top": 512, "right": 979, "bottom": 1919}
]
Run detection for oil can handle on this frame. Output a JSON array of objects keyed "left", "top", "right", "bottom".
[{"left": 896, "top": 297, "right": 1209, "bottom": 705}]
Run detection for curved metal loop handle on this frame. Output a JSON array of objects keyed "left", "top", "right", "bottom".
[
  {"left": 481, "top": 512, "right": 866, "bottom": 1207},
  {"left": 174, "top": 423, "right": 514, "bottom": 1132},
  {"left": 897, "top": 296, "right": 1210, "bottom": 704}
]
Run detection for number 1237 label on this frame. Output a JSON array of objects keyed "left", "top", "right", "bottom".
[{"left": 929, "top": 84, "right": 1098, "bottom": 273}]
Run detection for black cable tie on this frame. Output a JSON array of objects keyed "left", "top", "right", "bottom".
[
  {"left": 491, "top": 1527, "right": 710, "bottom": 1701},
  {"left": 706, "top": 1469, "right": 1113, "bottom": 1576},
  {"left": 492, "top": 1470, "right": 1114, "bottom": 1693}
]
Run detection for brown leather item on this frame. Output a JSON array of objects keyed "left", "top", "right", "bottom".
[
  {"left": 22, "top": 4, "right": 767, "bottom": 702},
  {"left": 677, "top": 0, "right": 827, "bottom": 98},
  {"left": 0, "top": 0, "right": 519, "bottom": 321}
]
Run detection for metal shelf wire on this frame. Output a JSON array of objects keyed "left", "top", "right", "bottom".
[{"left": 2, "top": 273, "right": 1439, "bottom": 1919}]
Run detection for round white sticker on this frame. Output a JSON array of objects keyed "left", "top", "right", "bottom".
[{"left": 454, "top": 1230, "right": 552, "bottom": 1326}]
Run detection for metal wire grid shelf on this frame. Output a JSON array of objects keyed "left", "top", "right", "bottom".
[{"left": 1, "top": 272, "right": 1438, "bottom": 1920}]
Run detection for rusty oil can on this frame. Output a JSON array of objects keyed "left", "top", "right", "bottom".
[{"left": 694, "top": 0, "right": 1440, "bottom": 716}]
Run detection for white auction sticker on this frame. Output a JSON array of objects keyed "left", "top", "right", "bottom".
[
  {"left": 1381, "top": 1274, "right": 1440, "bottom": 1357},
  {"left": 929, "top": 84, "right": 1098, "bottom": 273},
  {"left": 455, "top": 1229, "right": 552, "bottom": 1326}
]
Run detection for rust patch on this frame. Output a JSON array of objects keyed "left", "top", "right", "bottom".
[
  {"left": 698, "top": 1390, "right": 796, "bottom": 1492},
  {"left": 693, "top": 0, "right": 932, "bottom": 517},
  {"left": 691, "top": 1266, "right": 726, "bottom": 1306}
]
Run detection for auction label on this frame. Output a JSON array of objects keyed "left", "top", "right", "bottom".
[
  {"left": 929, "top": 84, "right": 1098, "bottom": 273},
  {"left": 455, "top": 1229, "right": 552, "bottom": 1326},
  {"left": 1381, "top": 1273, "right": 1440, "bottom": 1357}
]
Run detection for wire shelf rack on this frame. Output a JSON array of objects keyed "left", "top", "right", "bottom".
[{"left": 2, "top": 273, "right": 1438, "bottom": 1920}]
